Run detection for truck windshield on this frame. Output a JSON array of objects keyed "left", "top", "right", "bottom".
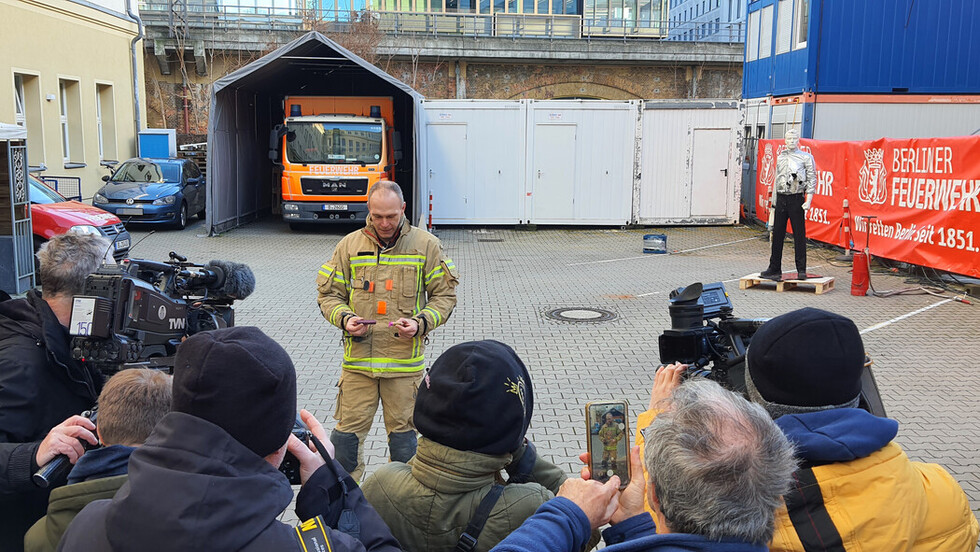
[{"left": 286, "top": 122, "right": 383, "bottom": 165}]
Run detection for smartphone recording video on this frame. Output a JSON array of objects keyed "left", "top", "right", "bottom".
[{"left": 586, "top": 400, "right": 630, "bottom": 488}]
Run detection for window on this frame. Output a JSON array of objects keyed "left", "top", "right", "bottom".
[
  {"left": 775, "top": 0, "right": 793, "bottom": 54},
  {"left": 58, "top": 79, "right": 83, "bottom": 164},
  {"left": 59, "top": 81, "right": 70, "bottom": 162},
  {"left": 13, "top": 75, "right": 25, "bottom": 127},
  {"left": 793, "top": 0, "right": 808, "bottom": 49},
  {"left": 96, "top": 83, "right": 117, "bottom": 161},
  {"left": 13, "top": 73, "right": 43, "bottom": 165},
  {"left": 759, "top": 4, "right": 773, "bottom": 58},
  {"left": 746, "top": 9, "right": 759, "bottom": 60}
]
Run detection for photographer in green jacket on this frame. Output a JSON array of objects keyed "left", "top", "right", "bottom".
[{"left": 361, "top": 340, "right": 566, "bottom": 552}]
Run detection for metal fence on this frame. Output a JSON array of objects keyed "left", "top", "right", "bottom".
[
  {"left": 139, "top": 1, "right": 744, "bottom": 42},
  {"left": 40, "top": 176, "right": 82, "bottom": 202}
]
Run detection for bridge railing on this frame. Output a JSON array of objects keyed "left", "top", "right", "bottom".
[{"left": 139, "top": 2, "right": 745, "bottom": 42}]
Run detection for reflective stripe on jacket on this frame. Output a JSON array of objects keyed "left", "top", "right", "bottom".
[{"left": 316, "top": 216, "right": 458, "bottom": 376}]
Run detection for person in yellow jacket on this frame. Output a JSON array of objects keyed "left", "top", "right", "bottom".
[
  {"left": 317, "top": 180, "right": 458, "bottom": 481},
  {"left": 635, "top": 308, "right": 979, "bottom": 552}
]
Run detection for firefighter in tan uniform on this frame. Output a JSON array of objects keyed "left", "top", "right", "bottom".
[{"left": 317, "top": 181, "right": 458, "bottom": 480}]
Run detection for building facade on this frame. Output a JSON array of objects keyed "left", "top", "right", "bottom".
[
  {"left": 667, "top": 0, "right": 745, "bottom": 42},
  {"left": 742, "top": 0, "right": 980, "bottom": 141},
  {"left": 1, "top": 0, "right": 145, "bottom": 199}
]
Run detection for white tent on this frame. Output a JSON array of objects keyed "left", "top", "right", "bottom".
[{"left": 206, "top": 32, "right": 424, "bottom": 235}]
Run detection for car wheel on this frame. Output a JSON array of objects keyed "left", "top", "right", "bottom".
[{"left": 176, "top": 202, "right": 188, "bottom": 230}]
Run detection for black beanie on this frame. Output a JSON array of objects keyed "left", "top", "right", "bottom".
[
  {"left": 172, "top": 326, "right": 296, "bottom": 457},
  {"left": 746, "top": 308, "right": 864, "bottom": 408},
  {"left": 414, "top": 340, "right": 533, "bottom": 455}
]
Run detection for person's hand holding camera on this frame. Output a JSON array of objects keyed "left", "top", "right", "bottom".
[
  {"left": 557, "top": 477, "right": 621, "bottom": 530},
  {"left": 36, "top": 415, "right": 98, "bottom": 467},
  {"left": 649, "top": 362, "right": 686, "bottom": 411},
  {"left": 286, "top": 409, "right": 335, "bottom": 485}
]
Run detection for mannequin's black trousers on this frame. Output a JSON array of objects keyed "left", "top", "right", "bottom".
[{"left": 768, "top": 192, "right": 807, "bottom": 273}]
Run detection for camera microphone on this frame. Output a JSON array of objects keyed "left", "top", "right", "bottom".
[{"left": 203, "top": 260, "right": 256, "bottom": 299}]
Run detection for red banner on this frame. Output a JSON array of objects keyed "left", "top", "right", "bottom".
[{"left": 756, "top": 136, "right": 980, "bottom": 279}]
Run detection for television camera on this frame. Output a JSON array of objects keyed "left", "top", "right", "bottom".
[
  {"left": 658, "top": 282, "right": 885, "bottom": 416},
  {"left": 68, "top": 252, "right": 255, "bottom": 374}
]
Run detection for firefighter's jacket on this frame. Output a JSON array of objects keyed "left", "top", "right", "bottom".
[
  {"left": 635, "top": 407, "right": 979, "bottom": 552},
  {"left": 317, "top": 216, "right": 458, "bottom": 376}
]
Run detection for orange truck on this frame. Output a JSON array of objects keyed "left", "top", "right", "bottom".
[{"left": 274, "top": 96, "right": 399, "bottom": 227}]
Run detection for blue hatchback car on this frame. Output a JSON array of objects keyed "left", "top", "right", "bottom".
[{"left": 93, "top": 158, "right": 205, "bottom": 229}]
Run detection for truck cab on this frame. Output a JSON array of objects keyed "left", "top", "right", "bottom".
[{"left": 276, "top": 97, "right": 397, "bottom": 227}]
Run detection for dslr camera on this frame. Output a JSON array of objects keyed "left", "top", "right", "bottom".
[
  {"left": 279, "top": 417, "right": 313, "bottom": 485},
  {"left": 68, "top": 252, "right": 255, "bottom": 374}
]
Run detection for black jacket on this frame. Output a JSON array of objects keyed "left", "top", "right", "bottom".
[
  {"left": 58, "top": 412, "right": 402, "bottom": 552},
  {"left": 0, "top": 290, "right": 103, "bottom": 551}
]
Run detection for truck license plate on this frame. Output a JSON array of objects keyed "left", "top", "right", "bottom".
[{"left": 322, "top": 204, "right": 348, "bottom": 211}]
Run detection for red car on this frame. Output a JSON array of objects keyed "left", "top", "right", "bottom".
[{"left": 30, "top": 175, "right": 131, "bottom": 262}]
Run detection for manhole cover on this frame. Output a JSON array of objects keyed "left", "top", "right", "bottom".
[{"left": 545, "top": 307, "right": 617, "bottom": 323}]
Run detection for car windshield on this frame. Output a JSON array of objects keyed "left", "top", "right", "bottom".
[
  {"left": 285, "top": 122, "right": 383, "bottom": 165},
  {"left": 29, "top": 176, "right": 66, "bottom": 204},
  {"left": 110, "top": 160, "right": 181, "bottom": 183}
]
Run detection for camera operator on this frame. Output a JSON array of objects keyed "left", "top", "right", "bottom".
[
  {"left": 58, "top": 326, "right": 401, "bottom": 552},
  {"left": 0, "top": 233, "right": 110, "bottom": 551},
  {"left": 490, "top": 378, "right": 797, "bottom": 552},
  {"left": 741, "top": 308, "right": 978, "bottom": 551},
  {"left": 25, "top": 368, "right": 172, "bottom": 552},
  {"left": 361, "top": 340, "right": 566, "bottom": 552}
]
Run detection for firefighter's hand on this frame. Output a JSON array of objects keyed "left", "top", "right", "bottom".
[
  {"left": 345, "top": 316, "right": 370, "bottom": 336},
  {"left": 392, "top": 318, "right": 419, "bottom": 338},
  {"left": 650, "top": 362, "right": 686, "bottom": 410},
  {"left": 36, "top": 415, "right": 98, "bottom": 466}
]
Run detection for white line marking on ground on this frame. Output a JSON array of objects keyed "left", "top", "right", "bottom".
[
  {"left": 567, "top": 237, "right": 758, "bottom": 267},
  {"left": 860, "top": 299, "right": 953, "bottom": 335},
  {"left": 634, "top": 265, "right": 823, "bottom": 298}
]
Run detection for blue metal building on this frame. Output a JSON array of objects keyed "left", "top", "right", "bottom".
[
  {"left": 738, "top": 0, "right": 980, "bottom": 217},
  {"left": 742, "top": 0, "right": 980, "bottom": 142}
]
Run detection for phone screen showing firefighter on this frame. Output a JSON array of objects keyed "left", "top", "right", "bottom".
[{"left": 586, "top": 400, "right": 630, "bottom": 489}]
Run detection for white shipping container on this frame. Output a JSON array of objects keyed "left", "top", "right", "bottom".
[
  {"left": 526, "top": 101, "right": 636, "bottom": 225},
  {"left": 637, "top": 101, "right": 742, "bottom": 225},
  {"left": 421, "top": 100, "right": 526, "bottom": 224}
]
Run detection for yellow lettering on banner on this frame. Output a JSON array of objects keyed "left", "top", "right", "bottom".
[{"left": 300, "top": 519, "right": 319, "bottom": 532}]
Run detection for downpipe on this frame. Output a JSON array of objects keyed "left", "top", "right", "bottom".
[{"left": 126, "top": 0, "right": 144, "bottom": 143}]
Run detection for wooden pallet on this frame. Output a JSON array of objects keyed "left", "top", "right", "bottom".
[{"left": 740, "top": 273, "right": 835, "bottom": 294}]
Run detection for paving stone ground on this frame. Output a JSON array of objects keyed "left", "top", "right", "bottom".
[{"left": 127, "top": 217, "right": 980, "bottom": 534}]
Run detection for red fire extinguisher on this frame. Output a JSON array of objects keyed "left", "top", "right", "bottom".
[{"left": 851, "top": 216, "right": 876, "bottom": 296}]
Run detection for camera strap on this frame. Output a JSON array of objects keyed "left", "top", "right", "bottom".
[{"left": 455, "top": 484, "right": 505, "bottom": 552}]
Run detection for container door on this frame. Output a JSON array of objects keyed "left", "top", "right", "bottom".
[
  {"left": 426, "top": 123, "right": 468, "bottom": 220},
  {"left": 531, "top": 124, "right": 576, "bottom": 222},
  {"left": 690, "top": 128, "right": 730, "bottom": 217}
]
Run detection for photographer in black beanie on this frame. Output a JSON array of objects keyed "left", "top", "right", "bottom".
[
  {"left": 361, "top": 340, "right": 567, "bottom": 552},
  {"left": 57, "top": 326, "right": 401, "bottom": 552}
]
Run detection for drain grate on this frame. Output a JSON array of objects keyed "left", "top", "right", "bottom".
[
  {"left": 477, "top": 238, "right": 505, "bottom": 242},
  {"left": 545, "top": 307, "right": 617, "bottom": 323}
]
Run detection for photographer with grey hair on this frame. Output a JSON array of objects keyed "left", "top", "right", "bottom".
[
  {"left": 1, "top": 233, "right": 111, "bottom": 551},
  {"left": 490, "top": 371, "right": 797, "bottom": 552}
]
